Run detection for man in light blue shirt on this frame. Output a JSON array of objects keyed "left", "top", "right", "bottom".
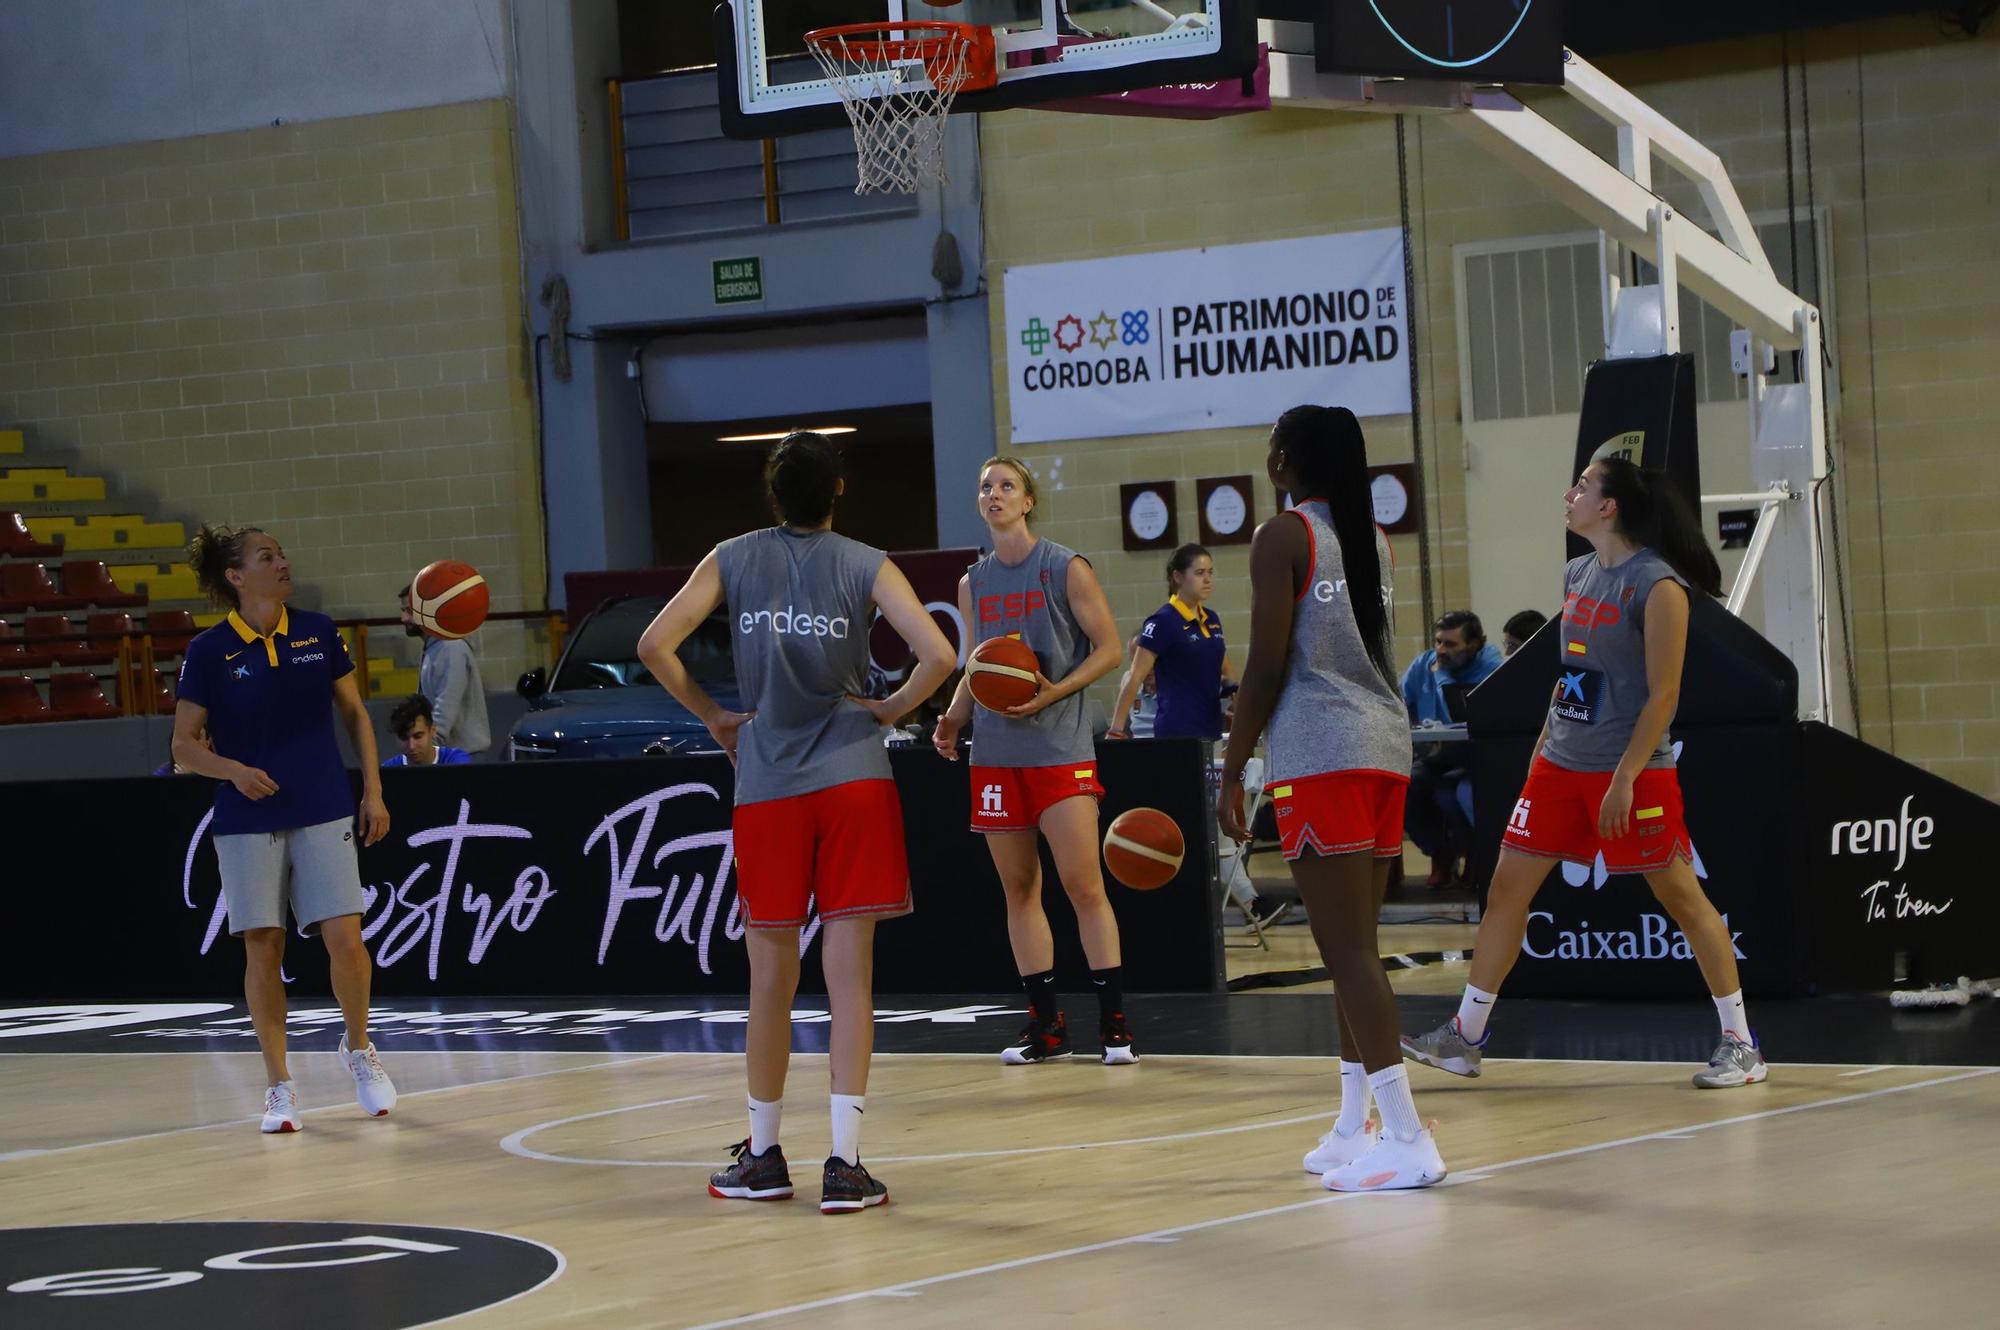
[
  {"left": 1399, "top": 610, "right": 1502, "bottom": 887},
  {"left": 399, "top": 583, "right": 490, "bottom": 755}
]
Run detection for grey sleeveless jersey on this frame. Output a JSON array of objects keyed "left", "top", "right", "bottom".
[
  {"left": 1541, "top": 548, "right": 1688, "bottom": 773},
  {"left": 1265, "top": 503, "right": 1411, "bottom": 786},
  {"left": 966, "top": 539, "right": 1096, "bottom": 767},
  {"left": 714, "top": 527, "right": 889, "bottom": 804}
]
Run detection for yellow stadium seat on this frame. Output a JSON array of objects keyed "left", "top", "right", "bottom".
[
  {"left": 0, "top": 429, "right": 23, "bottom": 455},
  {"left": 23, "top": 514, "right": 185, "bottom": 552},
  {"left": 108, "top": 563, "right": 202, "bottom": 601},
  {"left": 0, "top": 469, "right": 107, "bottom": 503},
  {"left": 365, "top": 667, "right": 422, "bottom": 698}
]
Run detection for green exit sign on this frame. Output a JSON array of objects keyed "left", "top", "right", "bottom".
[{"left": 713, "top": 256, "right": 763, "bottom": 305}]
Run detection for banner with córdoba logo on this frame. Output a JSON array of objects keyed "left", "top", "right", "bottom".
[{"left": 1003, "top": 229, "right": 1412, "bottom": 444}]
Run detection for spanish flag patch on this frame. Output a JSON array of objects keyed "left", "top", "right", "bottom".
[
  {"left": 1566, "top": 641, "right": 1588, "bottom": 655},
  {"left": 1635, "top": 806, "right": 1665, "bottom": 820},
  {"left": 1271, "top": 785, "right": 1293, "bottom": 798},
  {"left": 1074, "top": 769, "right": 1095, "bottom": 780}
]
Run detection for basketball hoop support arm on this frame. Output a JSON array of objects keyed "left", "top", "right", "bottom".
[{"left": 1428, "top": 52, "right": 1836, "bottom": 726}]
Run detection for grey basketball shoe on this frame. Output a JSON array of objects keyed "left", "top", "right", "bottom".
[
  {"left": 1400, "top": 1019, "right": 1486, "bottom": 1078},
  {"left": 1692, "top": 1034, "right": 1768, "bottom": 1088}
]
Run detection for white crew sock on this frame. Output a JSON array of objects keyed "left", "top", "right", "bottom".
[
  {"left": 1713, "top": 990, "right": 1751, "bottom": 1043},
  {"left": 1367, "top": 1065, "right": 1424, "bottom": 1143},
  {"left": 1335, "top": 1060, "right": 1372, "bottom": 1136},
  {"left": 1454, "top": 984, "right": 1498, "bottom": 1044},
  {"left": 830, "top": 1093, "right": 865, "bottom": 1166},
  {"left": 748, "top": 1095, "right": 782, "bottom": 1156}
]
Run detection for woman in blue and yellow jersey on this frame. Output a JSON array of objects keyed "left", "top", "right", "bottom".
[
  {"left": 1106, "top": 543, "right": 1234, "bottom": 743},
  {"left": 171, "top": 525, "right": 396, "bottom": 1135}
]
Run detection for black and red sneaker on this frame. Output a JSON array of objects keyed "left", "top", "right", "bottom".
[
  {"left": 820, "top": 1156, "right": 889, "bottom": 1214},
  {"left": 1100, "top": 1012, "right": 1138, "bottom": 1065},
  {"left": 1000, "top": 1012, "right": 1071, "bottom": 1065},
  {"left": 707, "top": 1139, "right": 794, "bottom": 1200}
]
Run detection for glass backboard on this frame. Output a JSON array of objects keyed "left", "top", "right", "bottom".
[{"left": 716, "top": 0, "right": 1256, "bottom": 137}]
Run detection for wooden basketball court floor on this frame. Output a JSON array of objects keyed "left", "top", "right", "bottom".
[{"left": 7, "top": 956, "right": 1997, "bottom": 1330}]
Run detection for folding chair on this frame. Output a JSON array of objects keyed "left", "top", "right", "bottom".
[{"left": 1218, "top": 755, "right": 1275, "bottom": 950}]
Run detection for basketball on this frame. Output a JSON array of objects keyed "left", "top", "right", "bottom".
[
  {"left": 410, "top": 559, "right": 490, "bottom": 639},
  {"left": 1102, "top": 807, "right": 1185, "bottom": 891},
  {"left": 967, "top": 635, "right": 1040, "bottom": 712}
]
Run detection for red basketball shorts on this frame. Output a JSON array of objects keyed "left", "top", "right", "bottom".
[
  {"left": 968, "top": 762, "right": 1104, "bottom": 834},
  {"left": 732, "top": 778, "right": 911, "bottom": 929},
  {"left": 1263, "top": 770, "right": 1409, "bottom": 861},
  {"left": 1500, "top": 755, "right": 1692, "bottom": 875}
]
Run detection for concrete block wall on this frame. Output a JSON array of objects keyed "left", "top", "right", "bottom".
[
  {"left": 0, "top": 99, "right": 545, "bottom": 683},
  {"left": 980, "top": 17, "right": 2000, "bottom": 798}
]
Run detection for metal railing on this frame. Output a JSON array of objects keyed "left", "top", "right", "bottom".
[{"left": 2, "top": 610, "right": 568, "bottom": 719}]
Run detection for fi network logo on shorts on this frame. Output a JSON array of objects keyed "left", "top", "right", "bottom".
[
  {"left": 978, "top": 784, "right": 1005, "bottom": 816},
  {"left": 738, "top": 606, "right": 851, "bottom": 638}
]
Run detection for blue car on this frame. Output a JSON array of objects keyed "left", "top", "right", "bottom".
[{"left": 509, "top": 596, "right": 740, "bottom": 760}]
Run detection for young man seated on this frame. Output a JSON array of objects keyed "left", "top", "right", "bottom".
[{"left": 382, "top": 694, "right": 472, "bottom": 767}]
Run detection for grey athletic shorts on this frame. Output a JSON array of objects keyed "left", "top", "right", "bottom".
[{"left": 214, "top": 817, "right": 365, "bottom": 936}]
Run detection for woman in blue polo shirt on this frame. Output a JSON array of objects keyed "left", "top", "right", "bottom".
[
  {"left": 1108, "top": 545, "right": 1286, "bottom": 928},
  {"left": 1108, "top": 544, "right": 1233, "bottom": 741},
  {"left": 171, "top": 525, "right": 397, "bottom": 1135}
]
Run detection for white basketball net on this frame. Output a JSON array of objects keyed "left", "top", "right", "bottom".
[{"left": 806, "top": 25, "right": 982, "bottom": 195}]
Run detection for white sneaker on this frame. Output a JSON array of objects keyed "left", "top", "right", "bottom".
[
  {"left": 339, "top": 1035, "right": 397, "bottom": 1117},
  {"left": 1302, "top": 1116, "right": 1377, "bottom": 1174},
  {"left": 1321, "top": 1126, "right": 1447, "bottom": 1192},
  {"left": 261, "top": 1080, "right": 302, "bottom": 1134}
]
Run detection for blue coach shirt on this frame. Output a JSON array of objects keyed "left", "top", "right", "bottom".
[
  {"left": 1138, "top": 596, "right": 1227, "bottom": 739},
  {"left": 383, "top": 746, "right": 471, "bottom": 767},
  {"left": 1400, "top": 642, "right": 1504, "bottom": 727},
  {"left": 176, "top": 607, "right": 356, "bottom": 836}
]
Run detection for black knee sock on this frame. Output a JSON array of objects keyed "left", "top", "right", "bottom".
[
  {"left": 1090, "top": 966, "right": 1124, "bottom": 1022},
  {"left": 1023, "top": 969, "right": 1059, "bottom": 1025}
]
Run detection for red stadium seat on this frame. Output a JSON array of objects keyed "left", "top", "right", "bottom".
[
  {"left": 0, "top": 563, "right": 88, "bottom": 613},
  {"left": 60, "top": 560, "right": 147, "bottom": 608},
  {"left": 1, "top": 512, "right": 60, "bottom": 558},
  {"left": 0, "top": 619, "right": 26, "bottom": 669},
  {"left": 46, "top": 671, "right": 121, "bottom": 720},
  {"left": 24, "top": 614, "right": 113, "bottom": 667},
  {"left": 86, "top": 611, "right": 137, "bottom": 653},
  {"left": 149, "top": 668, "right": 177, "bottom": 713},
  {"left": 146, "top": 608, "right": 199, "bottom": 656},
  {"left": 0, "top": 675, "right": 48, "bottom": 725}
]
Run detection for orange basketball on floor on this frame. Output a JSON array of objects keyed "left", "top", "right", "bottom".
[
  {"left": 967, "top": 635, "right": 1040, "bottom": 712},
  {"left": 1102, "top": 807, "right": 1185, "bottom": 891},
  {"left": 411, "top": 559, "right": 489, "bottom": 639}
]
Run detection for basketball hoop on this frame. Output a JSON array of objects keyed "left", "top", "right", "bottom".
[{"left": 804, "top": 21, "right": 997, "bottom": 195}]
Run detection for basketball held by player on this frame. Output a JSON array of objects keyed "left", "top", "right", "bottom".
[
  {"left": 1402, "top": 457, "right": 1768, "bottom": 1090},
  {"left": 1218, "top": 405, "right": 1446, "bottom": 1192},
  {"left": 638, "top": 431, "right": 954, "bottom": 1214},
  {"left": 932, "top": 457, "right": 1135, "bottom": 1065}
]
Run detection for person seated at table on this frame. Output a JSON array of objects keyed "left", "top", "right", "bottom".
[
  {"left": 1501, "top": 608, "right": 1549, "bottom": 657},
  {"left": 1400, "top": 610, "right": 1502, "bottom": 887},
  {"left": 382, "top": 694, "right": 472, "bottom": 767}
]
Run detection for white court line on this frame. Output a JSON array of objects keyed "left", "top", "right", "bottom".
[
  {"left": 2, "top": 1051, "right": 1979, "bottom": 1072},
  {"left": 1839, "top": 1064, "right": 1893, "bottom": 1077},
  {"left": 500, "top": 1101, "right": 1338, "bottom": 1169},
  {"left": 678, "top": 1066, "right": 2000, "bottom": 1330},
  {"left": 0, "top": 1052, "right": 670, "bottom": 1164}
]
